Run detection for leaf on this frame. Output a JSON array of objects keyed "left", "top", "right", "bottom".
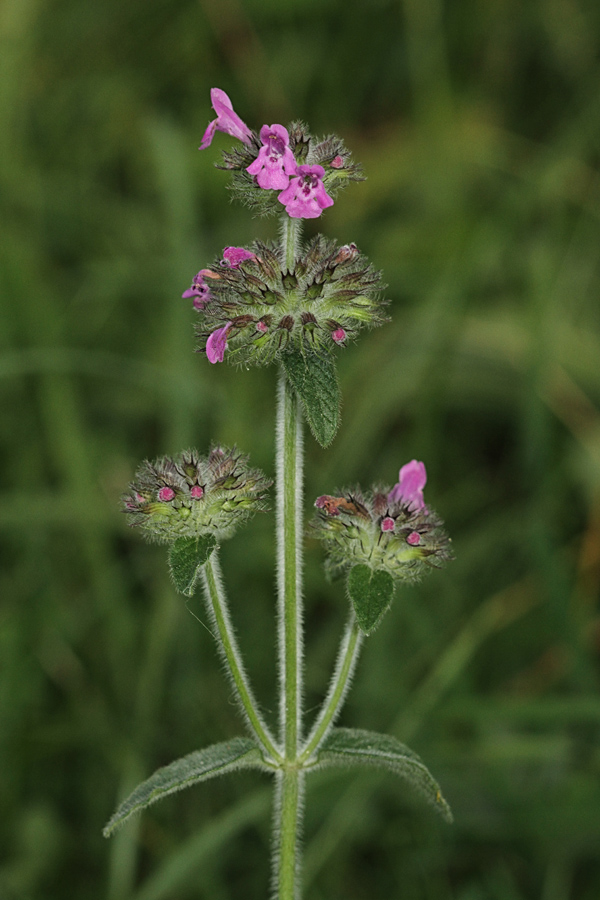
[
  {"left": 103, "top": 737, "right": 266, "bottom": 836},
  {"left": 282, "top": 350, "right": 341, "bottom": 448},
  {"left": 317, "top": 728, "right": 453, "bottom": 823},
  {"left": 347, "top": 564, "right": 395, "bottom": 634},
  {"left": 168, "top": 535, "right": 217, "bottom": 596}
]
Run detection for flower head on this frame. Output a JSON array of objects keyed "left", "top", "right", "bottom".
[
  {"left": 123, "top": 446, "right": 271, "bottom": 543},
  {"left": 278, "top": 165, "right": 334, "bottom": 219},
  {"left": 388, "top": 460, "right": 427, "bottom": 511},
  {"left": 199, "top": 88, "right": 252, "bottom": 150},
  {"left": 246, "top": 125, "right": 298, "bottom": 190},
  {"left": 191, "top": 237, "right": 387, "bottom": 367},
  {"left": 311, "top": 465, "right": 451, "bottom": 584}
]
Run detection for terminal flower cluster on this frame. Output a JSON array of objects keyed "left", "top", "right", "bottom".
[
  {"left": 183, "top": 237, "right": 386, "bottom": 366},
  {"left": 123, "top": 446, "right": 271, "bottom": 542},
  {"left": 311, "top": 461, "right": 452, "bottom": 583},
  {"left": 199, "top": 88, "right": 363, "bottom": 219}
]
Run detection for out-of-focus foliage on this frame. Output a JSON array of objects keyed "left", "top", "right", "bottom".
[{"left": 1, "top": 0, "right": 600, "bottom": 898}]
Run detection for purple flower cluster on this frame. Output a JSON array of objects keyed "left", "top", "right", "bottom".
[{"left": 200, "top": 90, "right": 334, "bottom": 220}]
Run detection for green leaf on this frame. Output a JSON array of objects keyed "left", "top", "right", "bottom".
[
  {"left": 282, "top": 350, "right": 341, "bottom": 448},
  {"left": 317, "top": 728, "right": 453, "bottom": 823},
  {"left": 347, "top": 564, "right": 395, "bottom": 634},
  {"left": 168, "top": 535, "right": 217, "bottom": 596},
  {"left": 103, "top": 737, "right": 266, "bottom": 836}
]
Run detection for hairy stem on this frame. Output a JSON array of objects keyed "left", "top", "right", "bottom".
[
  {"left": 300, "top": 615, "right": 363, "bottom": 763},
  {"left": 274, "top": 770, "right": 305, "bottom": 900},
  {"left": 201, "top": 552, "right": 281, "bottom": 763},
  {"left": 276, "top": 370, "right": 304, "bottom": 759},
  {"left": 281, "top": 215, "right": 300, "bottom": 272},
  {"left": 274, "top": 214, "right": 305, "bottom": 899}
]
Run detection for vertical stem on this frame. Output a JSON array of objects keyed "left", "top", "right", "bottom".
[
  {"left": 281, "top": 215, "right": 300, "bottom": 272},
  {"left": 276, "top": 370, "right": 304, "bottom": 759},
  {"left": 274, "top": 771, "right": 305, "bottom": 900},
  {"left": 274, "top": 213, "right": 304, "bottom": 900}
]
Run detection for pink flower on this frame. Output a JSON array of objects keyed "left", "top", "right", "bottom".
[
  {"left": 381, "top": 516, "right": 395, "bottom": 532},
  {"left": 246, "top": 125, "right": 297, "bottom": 190},
  {"left": 199, "top": 88, "right": 252, "bottom": 150},
  {"left": 182, "top": 269, "right": 213, "bottom": 310},
  {"left": 221, "top": 246, "right": 256, "bottom": 268},
  {"left": 388, "top": 460, "right": 427, "bottom": 511},
  {"left": 206, "top": 323, "right": 232, "bottom": 364},
  {"left": 277, "top": 165, "right": 334, "bottom": 219}
]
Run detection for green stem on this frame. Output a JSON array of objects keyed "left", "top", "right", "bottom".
[
  {"left": 276, "top": 368, "right": 304, "bottom": 759},
  {"left": 281, "top": 215, "right": 300, "bottom": 272},
  {"left": 274, "top": 214, "right": 304, "bottom": 900},
  {"left": 275, "top": 771, "right": 304, "bottom": 900},
  {"left": 201, "top": 552, "right": 281, "bottom": 763},
  {"left": 299, "top": 615, "right": 363, "bottom": 764}
]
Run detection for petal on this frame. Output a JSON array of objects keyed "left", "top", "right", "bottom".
[
  {"left": 283, "top": 149, "right": 299, "bottom": 175},
  {"left": 283, "top": 198, "right": 323, "bottom": 219},
  {"left": 315, "top": 183, "right": 334, "bottom": 209},
  {"left": 257, "top": 165, "right": 291, "bottom": 190},
  {"left": 199, "top": 119, "right": 217, "bottom": 150},
  {"left": 388, "top": 460, "right": 427, "bottom": 508},
  {"left": 206, "top": 323, "right": 232, "bottom": 364},
  {"left": 399, "top": 460, "right": 427, "bottom": 495},
  {"left": 210, "top": 88, "right": 234, "bottom": 114},
  {"left": 246, "top": 148, "right": 268, "bottom": 175},
  {"left": 277, "top": 180, "right": 298, "bottom": 204},
  {"left": 217, "top": 107, "right": 252, "bottom": 144},
  {"left": 222, "top": 246, "right": 255, "bottom": 267},
  {"left": 265, "top": 123, "right": 290, "bottom": 144}
]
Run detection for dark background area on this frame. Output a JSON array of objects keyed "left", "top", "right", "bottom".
[{"left": 2, "top": 0, "right": 600, "bottom": 898}]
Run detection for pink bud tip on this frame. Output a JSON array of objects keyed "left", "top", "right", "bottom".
[
  {"left": 381, "top": 516, "right": 395, "bottom": 532},
  {"left": 190, "top": 485, "right": 204, "bottom": 499},
  {"left": 135, "top": 493, "right": 147, "bottom": 503},
  {"left": 332, "top": 328, "right": 347, "bottom": 344},
  {"left": 256, "top": 321, "right": 268, "bottom": 333},
  {"left": 331, "top": 155, "right": 344, "bottom": 168},
  {"left": 407, "top": 531, "right": 421, "bottom": 546},
  {"left": 158, "top": 487, "right": 175, "bottom": 502}
]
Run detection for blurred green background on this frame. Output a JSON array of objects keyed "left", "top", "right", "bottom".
[{"left": 2, "top": 0, "right": 600, "bottom": 898}]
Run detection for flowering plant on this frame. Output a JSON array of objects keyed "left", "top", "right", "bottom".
[{"left": 104, "top": 88, "right": 454, "bottom": 900}]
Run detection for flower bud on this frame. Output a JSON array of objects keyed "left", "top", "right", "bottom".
[{"left": 123, "top": 447, "right": 271, "bottom": 543}]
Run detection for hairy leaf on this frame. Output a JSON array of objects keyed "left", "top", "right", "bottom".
[
  {"left": 103, "top": 737, "right": 265, "bottom": 836},
  {"left": 168, "top": 535, "right": 217, "bottom": 596},
  {"left": 347, "top": 564, "right": 395, "bottom": 634},
  {"left": 317, "top": 728, "right": 453, "bottom": 823},
  {"left": 282, "top": 350, "right": 341, "bottom": 448}
]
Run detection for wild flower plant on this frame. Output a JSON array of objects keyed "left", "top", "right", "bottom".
[{"left": 104, "top": 88, "right": 454, "bottom": 899}]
